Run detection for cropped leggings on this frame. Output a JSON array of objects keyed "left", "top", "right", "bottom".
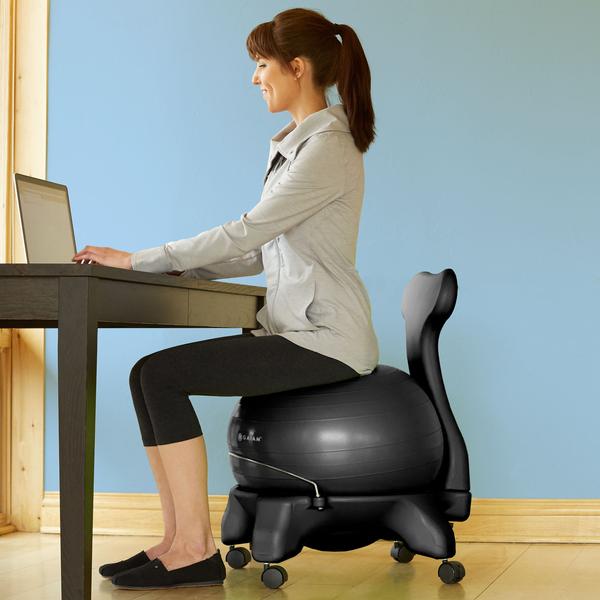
[{"left": 129, "top": 332, "right": 361, "bottom": 446}]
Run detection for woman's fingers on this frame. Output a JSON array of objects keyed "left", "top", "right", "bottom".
[
  {"left": 72, "top": 244, "right": 99, "bottom": 259},
  {"left": 71, "top": 246, "right": 132, "bottom": 269},
  {"left": 72, "top": 246, "right": 101, "bottom": 263}
]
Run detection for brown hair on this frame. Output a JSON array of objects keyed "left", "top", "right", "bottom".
[{"left": 246, "top": 8, "right": 376, "bottom": 153}]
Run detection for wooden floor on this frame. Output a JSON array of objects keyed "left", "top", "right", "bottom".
[{"left": 0, "top": 532, "right": 598, "bottom": 599}]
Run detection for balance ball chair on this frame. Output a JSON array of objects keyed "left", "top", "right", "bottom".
[{"left": 221, "top": 268, "right": 471, "bottom": 589}]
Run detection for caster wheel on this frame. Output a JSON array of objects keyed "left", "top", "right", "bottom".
[
  {"left": 390, "top": 541, "right": 415, "bottom": 563},
  {"left": 225, "top": 546, "right": 251, "bottom": 569},
  {"left": 261, "top": 565, "right": 288, "bottom": 589},
  {"left": 438, "top": 560, "right": 466, "bottom": 584}
]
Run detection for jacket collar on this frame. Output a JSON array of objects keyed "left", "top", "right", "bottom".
[{"left": 268, "top": 103, "right": 350, "bottom": 162}]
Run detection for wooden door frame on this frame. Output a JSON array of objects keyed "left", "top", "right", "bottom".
[{"left": 0, "top": 0, "right": 49, "bottom": 533}]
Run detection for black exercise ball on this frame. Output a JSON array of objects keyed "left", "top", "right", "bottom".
[{"left": 228, "top": 364, "right": 444, "bottom": 496}]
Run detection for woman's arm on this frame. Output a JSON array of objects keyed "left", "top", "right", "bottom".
[
  {"left": 131, "top": 132, "right": 345, "bottom": 273},
  {"left": 180, "top": 248, "right": 263, "bottom": 279}
]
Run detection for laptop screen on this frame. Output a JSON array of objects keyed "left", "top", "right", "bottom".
[{"left": 13, "top": 174, "right": 77, "bottom": 263}]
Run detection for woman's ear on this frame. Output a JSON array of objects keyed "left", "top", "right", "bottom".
[{"left": 290, "top": 56, "right": 306, "bottom": 79}]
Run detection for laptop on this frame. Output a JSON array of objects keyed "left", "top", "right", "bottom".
[{"left": 12, "top": 173, "right": 87, "bottom": 264}]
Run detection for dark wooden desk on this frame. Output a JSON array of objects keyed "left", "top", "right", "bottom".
[{"left": 0, "top": 264, "right": 266, "bottom": 600}]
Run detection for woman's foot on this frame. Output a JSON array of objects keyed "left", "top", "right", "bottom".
[
  {"left": 157, "top": 539, "right": 219, "bottom": 571},
  {"left": 98, "top": 550, "right": 151, "bottom": 578},
  {"left": 111, "top": 549, "right": 226, "bottom": 589},
  {"left": 144, "top": 538, "right": 175, "bottom": 560}
]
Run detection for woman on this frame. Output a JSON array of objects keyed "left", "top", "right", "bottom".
[{"left": 74, "top": 8, "right": 379, "bottom": 590}]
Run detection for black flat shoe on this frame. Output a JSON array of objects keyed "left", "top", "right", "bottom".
[
  {"left": 98, "top": 549, "right": 151, "bottom": 578},
  {"left": 111, "top": 549, "right": 226, "bottom": 589}
]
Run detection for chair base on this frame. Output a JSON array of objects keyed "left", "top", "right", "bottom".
[{"left": 221, "top": 485, "right": 471, "bottom": 564}]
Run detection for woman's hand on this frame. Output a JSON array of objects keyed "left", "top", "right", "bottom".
[{"left": 72, "top": 246, "right": 133, "bottom": 269}]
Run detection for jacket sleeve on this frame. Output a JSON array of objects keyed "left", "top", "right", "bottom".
[
  {"left": 180, "top": 248, "right": 263, "bottom": 280},
  {"left": 130, "top": 132, "right": 345, "bottom": 273}
]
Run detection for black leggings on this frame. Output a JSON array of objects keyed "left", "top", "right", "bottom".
[{"left": 129, "top": 332, "right": 360, "bottom": 446}]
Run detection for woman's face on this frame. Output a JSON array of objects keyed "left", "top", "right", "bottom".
[{"left": 252, "top": 56, "right": 298, "bottom": 113}]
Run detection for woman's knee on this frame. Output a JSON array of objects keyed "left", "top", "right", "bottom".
[
  {"left": 129, "top": 353, "right": 158, "bottom": 392},
  {"left": 138, "top": 352, "right": 179, "bottom": 398}
]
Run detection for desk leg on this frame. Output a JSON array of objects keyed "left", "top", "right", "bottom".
[{"left": 57, "top": 278, "right": 98, "bottom": 600}]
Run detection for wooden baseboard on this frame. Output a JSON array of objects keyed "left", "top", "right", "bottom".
[
  {"left": 0, "top": 511, "right": 17, "bottom": 535},
  {"left": 40, "top": 492, "right": 229, "bottom": 538},
  {"left": 460, "top": 498, "right": 600, "bottom": 543},
  {"left": 39, "top": 493, "right": 600, "bottom": 544}
]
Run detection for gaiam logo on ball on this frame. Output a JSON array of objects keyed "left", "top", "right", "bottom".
[{"left": 238, "top": 431, "right": 263, "bottom": 443}]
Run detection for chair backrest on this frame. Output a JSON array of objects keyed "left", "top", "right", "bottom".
[{"left": 401, "top": 268, "right": 470, "bottom": 492}]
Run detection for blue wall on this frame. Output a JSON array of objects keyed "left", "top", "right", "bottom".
[{"left": 45, "top": 0, "right": 600, "bottom": 498}]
